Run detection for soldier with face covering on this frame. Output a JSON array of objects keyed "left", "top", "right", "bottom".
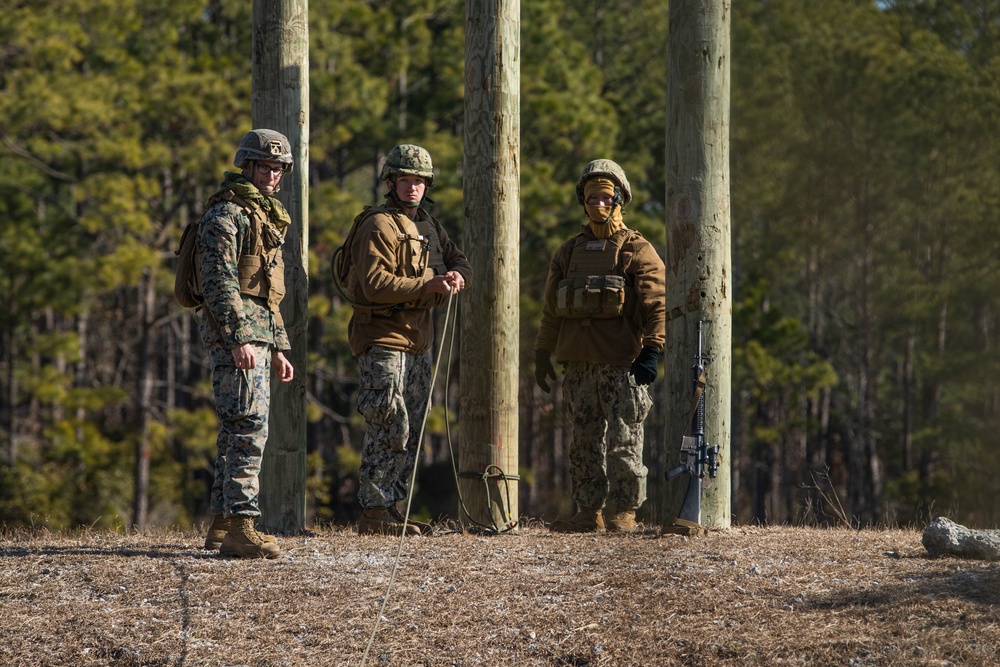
[{"left": 534, "top": 159, "right": 667, "bottom": 533}]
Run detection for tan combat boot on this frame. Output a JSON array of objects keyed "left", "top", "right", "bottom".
[
  {"left": 357, "top": 507, "right": 421, "bottom": 536},
  {"left": 220, "top": 516, "right": 281, "bottom": 559},
  {"left": 606, "top": 509, "right": 638, "bottom": 533},
  {"left": 204, "top": 515, "right": 276, "bottom": 550},
  {"left": 550, "top": 508, "right": 605, "bottom": 533},
  {"left": 388, "top": 505, "right": 433, "bottom": 536},
  {"left": 203, "top": 514, "right": 229, "bottom": 550}
]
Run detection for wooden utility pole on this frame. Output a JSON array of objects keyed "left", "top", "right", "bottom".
[
  {"left": 459, "top": 0, "right": 520, "bottom": 531},
  {"left": 662, "top": 0, "right": 732, "bottom": 530},
  {"left": 252, "top": 0, "right": 309, "bottom": 534}
]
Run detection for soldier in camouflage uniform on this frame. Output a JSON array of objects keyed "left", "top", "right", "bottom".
[
  {"left": 534, "top": 160, "right": 667, "bottom": 533},
  {"left": 342, "top": 144, "right": 473, "bottom": 536},
  {"left": 199, "top": 129, "right": 295, "bottom": 558}
]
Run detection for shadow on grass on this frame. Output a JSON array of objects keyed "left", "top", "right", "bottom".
[{"left": 0, "top": 543, "right": 222, "bottom": 559}]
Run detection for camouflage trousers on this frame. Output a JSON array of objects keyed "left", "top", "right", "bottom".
[
  {"left": 208, "top": 343, "right": 271, "bottom": 518},
  {"left": 356, "top": 346, "right": 432, "bottom": 509},
  {"left": 563, "top": 361, "right": 652, "bottom": 511}
]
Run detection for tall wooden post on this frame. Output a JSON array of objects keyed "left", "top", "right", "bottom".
[
  {"left": 459, "top": 0, "right": 520, "bottom": 530},
  {"left": 662, "top": 0, "right": 732, "bottom": 530},
  {"left": 252, "top": 0, "right": 308, "bottom": 534}
]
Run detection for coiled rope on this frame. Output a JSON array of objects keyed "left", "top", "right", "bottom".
[{"left": 438, "top": 299, "right": 519, "bottom": 536}]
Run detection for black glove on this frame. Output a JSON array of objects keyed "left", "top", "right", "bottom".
[
  {"left": 535, "top": 349, "right": 557, "bottom": 392},
  {"left": 630, "top": 347, "right": 661, "bottom": 386}
]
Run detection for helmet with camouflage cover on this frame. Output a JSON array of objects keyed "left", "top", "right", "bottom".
[
  {"left": 576, "top": 159, "right": 631, "bottom": 206},
  {"left": 380, "top": 144, "right": 434, "bottom": 187},
  {"left": 233, "top": 129, "right": 293, "bottom": 172}
]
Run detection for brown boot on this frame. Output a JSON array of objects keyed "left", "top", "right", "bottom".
[
  {"left": 203, "top": 514, "right": 229, "bottom": 550},
  {"left": 550, "top": 508, "right": 605, "bottom": 533},
  {"left": 606, "top": 509, "right": 638, "bottom": 533},
  {"left": 204, "top": 515, "right": 276, "bottom": 550},
  {"left": 220, "top": 516, "right": 281, "bottom": 559},
  {"left": 357, "top": 507, "right": 421, "bottom": 536},
  {"left": 388, "top": 505, "right": 433, "bottom": 536},
  {"left": 255, "top": 527, "right": 279, "bottom": 544}
]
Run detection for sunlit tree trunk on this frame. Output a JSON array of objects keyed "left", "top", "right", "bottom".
[
  {"left": 459, "top": 0, "right": 520, "bottom": 530},
  {"left": 3, "top": 307, "right": 17, "bottom": 464},
  {"left": 133, "top": 270, "right": 156, "bottom": 530},
  {"left": 253, "top": 0, "right": 309, "bottom": 534},
  {"left": 662, "top": 0, "right": 732, "bottom": 530},
  {"left": 848, "top": 197, "right": 884, "bottom": 525}
]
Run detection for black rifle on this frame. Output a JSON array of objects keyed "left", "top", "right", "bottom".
[{"left": 665, "top": 320, "right": 720, "bottom": 534}]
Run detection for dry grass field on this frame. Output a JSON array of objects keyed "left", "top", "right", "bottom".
[{"left": 1, "top": 522, "right": 998, "bottom": 666}]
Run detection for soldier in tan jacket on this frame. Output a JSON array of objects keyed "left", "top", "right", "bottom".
[
  {"left": 535, "top": 159, "right": 667, "bottom": 533},
  {"left": 341, "top": 144, "right": 473, "bottom": 536}
]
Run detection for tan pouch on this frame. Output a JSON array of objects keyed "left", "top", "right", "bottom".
[{"left": 555, "top": 274, "right": 625, "bottom": 319}]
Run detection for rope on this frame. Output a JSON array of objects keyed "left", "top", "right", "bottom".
[
  {"left": 358, "top": 284, "right": 519, "bottom": 664},
  {"left": 359, "top": 291, "right": 455, "bottom": 667},
  {"left": 438, "top": 299, "right": 518, "bottom": 536},
  {"left": 454, "top": 467, "right": 520, "bottom": 534}
]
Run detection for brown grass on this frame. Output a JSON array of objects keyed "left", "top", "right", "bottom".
[{"left": 1, "top": 523, "right": 998, "bottom": 666}]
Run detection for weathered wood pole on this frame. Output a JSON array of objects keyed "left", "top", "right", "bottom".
[
  {"left": 663, "top": 0, "right": 732, "bottom": 529},
  {"left": 459, "top": 0, "right": 520, "bottom": 530},
  {"left": 252, "top": 0, "right": 308, "bottom": 534}
]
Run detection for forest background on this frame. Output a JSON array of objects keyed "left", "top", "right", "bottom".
[{"left": 0, "top": 0, "right": 998, "bottom": 532}]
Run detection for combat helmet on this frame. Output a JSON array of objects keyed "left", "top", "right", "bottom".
[
  {"left": 233, "top": 129, "right": 293, "bottom": 172},
  {"left": 575, "top": 159, "right": 632, "bottom": 206},
  {"left": 380, "top": 144, "right": 434, "bottom": 187}
]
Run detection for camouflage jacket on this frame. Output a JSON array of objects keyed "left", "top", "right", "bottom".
[{"left": 198, "top": 197, "right": 290, "bottom": 351}]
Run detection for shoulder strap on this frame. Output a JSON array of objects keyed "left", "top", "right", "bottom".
[
  {"left": 226, "top": 192, "right": 268, "bottom": 224},
  {"left": 332, "top": 204, "right": 394, "bottom": 288},
  {"left": 565, "top": 228, "right": 634, "bottom": 273},
  {"left": 563, "top": 230, "right": 588, "bottom": 266},
  {"left": 611, "top": 228, "right": 648, "bottom": 283},
  {"left": 205, "top": 190, "right": 273, "bottom": 231},
  {"left": 227, "top": 193, "right": 278, "bottom": 255},
  {"left": 202, "top": 190, "right": 271, "bottom": 251}
]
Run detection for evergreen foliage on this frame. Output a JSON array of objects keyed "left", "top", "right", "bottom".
[{"left": 0, "top": 0, "right": 997, "bottom": 529}]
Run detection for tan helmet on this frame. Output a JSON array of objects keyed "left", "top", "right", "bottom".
[
  {"left": 576, "top": 159, "right": 632, "bottom": 206},
  {"left": 379, "top": 144, "right": 434, "bottom": 187},
  {"left": 233, "top": 129, "right": 293, "bottom": 172}
]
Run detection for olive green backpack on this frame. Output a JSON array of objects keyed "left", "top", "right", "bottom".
[{"left": 173, "top": 219, "right": 203, "bottom": 308}]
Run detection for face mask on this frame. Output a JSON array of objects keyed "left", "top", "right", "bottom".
[
  {"left": 588, "top": 207, "right": 623, "bottom": 238},
  {"left": 585, "top": 204, "right": 613, "bottom": 223},
  {"left": 582, "top": 178, "right": 624, "bottom": 238}
]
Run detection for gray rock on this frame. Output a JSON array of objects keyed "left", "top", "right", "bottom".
[{"left": 922, "top": 516, "right": 1000, "bottom": 560}]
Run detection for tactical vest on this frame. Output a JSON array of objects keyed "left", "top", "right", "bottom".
[
  {"left": 206, "top": 190, "right": 286, "bottom": 316},
  {"left": 341, "top": 206, "right": 448, "bottom": 321},
  {"left": 554, "top": 229, "right": 640, "bottom": 321}
]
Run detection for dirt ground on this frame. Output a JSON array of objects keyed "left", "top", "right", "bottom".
[{"left": 1, "top": 523, "right": 998, "bottom": 666}]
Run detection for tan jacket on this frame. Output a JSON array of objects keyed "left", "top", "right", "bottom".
[
  {"left": 347, "top": 204, "right": 473, "bottom": 356},
  {"left": 536, "top": 225, "right": 666, "bottom": 366}
]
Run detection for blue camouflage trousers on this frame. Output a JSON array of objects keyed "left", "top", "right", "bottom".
[
  {"left": 208, "top": 343, "right": 271, "bottom": 518},
  {"left": 563, "top": 361, "right": 652, "bottom": 511},
  {"left": 356, "top": 346, "right": 432, "bottom": 509}
]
